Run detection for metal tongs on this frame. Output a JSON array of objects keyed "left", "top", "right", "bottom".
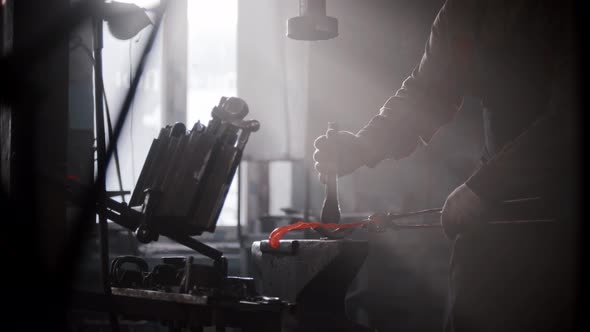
[
  {"left": 361, "top": 198, "right": 557, "bottom": 234},
  {"left": 324, "top": 197, "right": 557, "bottom": 238},
  {"left": 362, "top": 208, "right": 443, "bottom": 233},
  {"left": 316, "top": 208, "right": 443, "bottom": 239}
]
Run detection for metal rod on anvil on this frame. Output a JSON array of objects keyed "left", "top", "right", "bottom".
[{"left": 268, "top": 199, "right": 560, "bottom": 246}]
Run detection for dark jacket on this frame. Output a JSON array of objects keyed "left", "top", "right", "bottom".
[{"left": 357, "top": 0, "right": 579, "bottom": 212}]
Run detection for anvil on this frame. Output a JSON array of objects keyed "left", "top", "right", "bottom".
[{"left": 251, "top": 239, "right": 374, "bottom": 332}]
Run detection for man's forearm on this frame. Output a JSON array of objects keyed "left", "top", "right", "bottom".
[
  {"left": 356, "top": 94, "right": 457, "bottom": 167},
  {"left": 354, "top": 0, "right": 475, "bottom": 167},
  {"left": 355, "top": 49, "right": 466, "bottom": 167}
]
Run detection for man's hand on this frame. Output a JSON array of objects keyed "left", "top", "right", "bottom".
[
  {"left": 313, "top": 130, "right": 373, "bottom": 184},
  {"left": 441, "top": 184, "right": 485, "bottom": 239}
]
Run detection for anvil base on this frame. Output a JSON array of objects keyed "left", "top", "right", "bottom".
[{"left": 251, "top": 239, "right": 373, "bottom": 332}]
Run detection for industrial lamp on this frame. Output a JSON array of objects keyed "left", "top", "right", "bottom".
[
  {"left": 287, "top": 0, "right": 338, "bottom": 41},
  {"left": 102, "top": 1, "right": 154, "bottom": 40}
]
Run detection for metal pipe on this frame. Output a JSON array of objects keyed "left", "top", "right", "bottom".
[{"left": 300, "top": 0, "right": 326, "bottom": 17}]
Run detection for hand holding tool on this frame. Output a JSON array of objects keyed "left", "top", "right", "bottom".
[{"left": 315, "top": 123, "right": 354, "bottom": 239}]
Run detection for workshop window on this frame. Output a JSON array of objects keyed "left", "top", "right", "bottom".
[
  {"left": 187, "top": 0, "right": 238, "bottom": 226},
  {"left": 102, "top": 0, "right": 240, "bottom": 227}
]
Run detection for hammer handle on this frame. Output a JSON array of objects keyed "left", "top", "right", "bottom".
[{"left": 320, "top": 122, "right": 341, "bottom": 224}]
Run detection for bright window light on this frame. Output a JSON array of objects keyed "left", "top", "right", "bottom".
[
  {"left": 187, "top": 0, "right": 238, "bottom": 226},
  {"left": 187, "top": 0, "right": 237, "bottom": 125}
]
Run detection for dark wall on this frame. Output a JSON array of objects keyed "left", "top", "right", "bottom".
[
  {"left": 0, "top": 0, "right": 12, "bottom": 194},
  {"left": 304, "top": 1, "right": 485, "bottom": 330},
  {"left": 6, "top": 0, "right": 70, "bottom": 329},
  {"left": 12, "top": 0, "right": 70, "bottom": 277}
]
